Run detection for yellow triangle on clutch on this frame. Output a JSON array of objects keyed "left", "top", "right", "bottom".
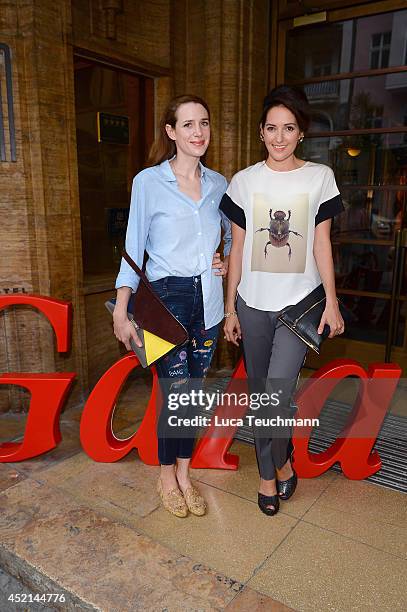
[{"left": 144, "top": 329, "right": 176, "bottom": 365}]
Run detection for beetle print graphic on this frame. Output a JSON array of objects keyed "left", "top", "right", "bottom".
[{"left": 255, "top": 209, "right": 303, "bottom": 261}]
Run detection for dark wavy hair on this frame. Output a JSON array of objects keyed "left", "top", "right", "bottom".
[
  {"left": 147, "top": 94, "right": 210, "bottom": 166},
  {"left": 260, "top": 85, "right": 311, "bottom": 132}
]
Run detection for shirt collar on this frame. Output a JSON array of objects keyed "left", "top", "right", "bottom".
[{"left": 160, "top": 158, "right": 207, "bottom": 182}]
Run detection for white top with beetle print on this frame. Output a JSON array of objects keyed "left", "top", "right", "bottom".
[{"left": 220, "top": 160, "right": 344, "bottom": 311}]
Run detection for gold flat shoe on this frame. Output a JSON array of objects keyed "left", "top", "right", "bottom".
[
  {"left": 183, "top": 485, "right": 206, "bottom": 516},
  {"left": 157, "top": 478, "right": 188, "bottom": 518}
]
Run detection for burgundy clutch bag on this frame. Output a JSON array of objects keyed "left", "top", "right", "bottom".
[{"left": 106, "top": 251, "right": 188, "bottom": 367}]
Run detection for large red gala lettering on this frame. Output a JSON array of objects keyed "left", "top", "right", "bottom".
[{"left": 0, "top": 295, "right": 401, "bottom": 481}]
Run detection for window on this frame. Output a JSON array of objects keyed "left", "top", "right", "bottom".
[
  {"left": 366, "top": 105, "right": 383, "bottom": 129},
  {"left": 312, "top": 62, "right": 332, "bottom": 77},
  {"left": 370, "top": 32, "right": 391, "bottom": 69}
]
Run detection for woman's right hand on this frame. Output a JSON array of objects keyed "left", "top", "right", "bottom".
[
  {"left": 113, "top": 312, "right": 143, "bottom": 350},
  {"left": 223, "top": 313, "right": 241, "bottom": 346}
]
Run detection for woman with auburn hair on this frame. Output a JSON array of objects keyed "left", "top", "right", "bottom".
[
  {"left": 113, "top": 94, "right": 231, "bottom": 517},
  {"left": 221, "top": 85, "right": 344, "bottom": 516}
]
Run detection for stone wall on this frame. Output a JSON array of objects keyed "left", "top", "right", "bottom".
[
  {"left": 0, "top": 0, "right": 88, "bottom": 411},
  {"left": 0, "top": 0, "right": 271, "bottom": 411}
]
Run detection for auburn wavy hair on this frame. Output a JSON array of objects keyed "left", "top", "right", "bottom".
[{"left": 147, "top": 94, "right": 210, "bottom": 166}]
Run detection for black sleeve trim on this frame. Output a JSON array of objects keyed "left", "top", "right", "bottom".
[
  {"left": 219, "top": 193, "right": 246, "bottom": 230},
  {"left": 315, "top": 194, "right": 344, "bottom": 226}
]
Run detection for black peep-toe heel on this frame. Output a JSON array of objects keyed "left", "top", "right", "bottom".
[
  {"left": 258, "top": 492, "right": 280, "bottom": 516},
  {"left": 277, "top": 470, "right": 297, "bottom": 501}
]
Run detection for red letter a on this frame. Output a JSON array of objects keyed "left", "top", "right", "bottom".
[
  {"left": 80, "top": 354, "right": 159, "bottom": 464},
  {"left": 292, "top": 359, "right": 401, "bottom": 479}
]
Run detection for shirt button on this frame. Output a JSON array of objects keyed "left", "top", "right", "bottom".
[
  {"left": 198, "top": 232, "right": 202, "bottom": 236},
  {"left": 211, "top": 200, "right": 214, "bottom": 204},
  {"left": 194, "top": 211, "right": 198, "bottom": 215},
  {"left": 200, "top": 253, "right": 204, "bottom": 256}
]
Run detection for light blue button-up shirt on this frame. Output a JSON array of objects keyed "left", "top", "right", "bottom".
[{"left": 115, "top": 159, "right": 231, "bottom": 329}]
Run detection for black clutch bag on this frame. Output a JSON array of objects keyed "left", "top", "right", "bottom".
[{"left": 277, "top": 284, "right": 349, "bottom": 354}]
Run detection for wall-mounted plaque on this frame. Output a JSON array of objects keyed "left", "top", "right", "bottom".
[{"left": 97, "top": 112, "right": 129, "bottom": 144}]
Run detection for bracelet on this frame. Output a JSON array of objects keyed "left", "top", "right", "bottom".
[{"left": 224, "top": 311, "right": 237, "bottom": 318}]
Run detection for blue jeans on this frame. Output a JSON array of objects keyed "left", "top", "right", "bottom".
[{"left": 150, "top": 275, "right": 219, "bottom": 465}]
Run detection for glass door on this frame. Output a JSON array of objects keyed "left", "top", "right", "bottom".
[
  {"left": 278, "top": 4, "right": 407, "bottom": 373},
  {"left": 74, "top": 58, "right": 154, "bottom": 288},
  {"left": 73, "top": 57, "right": 154, "bottom": 386}
]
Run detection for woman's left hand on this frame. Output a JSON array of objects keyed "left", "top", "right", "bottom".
[
  {"left": 212, "top": 253, "right": 228, "bottom": 277},
  {"left": 318, "top": 301, "right": 345, "bottom": 338}
]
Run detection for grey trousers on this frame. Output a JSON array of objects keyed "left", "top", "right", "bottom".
[{"left": 236, "top": 294, "right": 307, "bottom": 480}]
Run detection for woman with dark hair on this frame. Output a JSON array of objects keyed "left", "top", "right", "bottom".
[
  {"left": 221, "top": 85, "right": 344, "bottom": 516},
  {"left": 113, "top": 94, "right": 231, "bottom": 517}
]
